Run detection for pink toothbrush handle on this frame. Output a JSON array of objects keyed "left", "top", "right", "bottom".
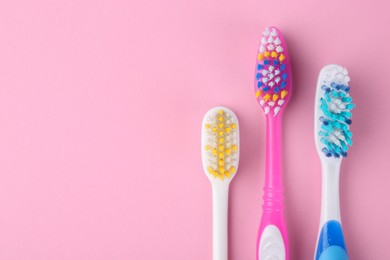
[{"left": 257, "top": 115, "right": 289, "bottom": 260}]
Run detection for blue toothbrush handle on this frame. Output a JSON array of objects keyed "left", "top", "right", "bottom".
[{"left": 315, "top": 220, "right": 348, "bottom": 260}]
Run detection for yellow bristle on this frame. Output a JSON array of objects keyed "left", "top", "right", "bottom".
[
  {"left": 218, "top": 110, "right": 224, "bottom": 115},
  {"left": 281, "top": 90, "right": 288, "bottom": 99},
  {"left": 219, "top": 152, "right": 225, "bottom": 159},
  {"left": 205, "top": 123, "right": 210, "bottom": 129},
  {"left": 225, "top": 149, "right": 231, "bottom": 155},
  {"left": 271, "top": 51, "right": 277, "bottom": 58},
  {"left": 263, "top": 94, "right": 271, "bottom": 101},
  {"left": 229, "top": 166, "right": 236, "bottom": 173},
  {"left": 258, "top": 53, "right": 264, "bottom": 60},
  {"left": 218, "top": 138, "right": 224, "bottom": 144},
  {"left": 264, "top": 51, "right": 270, "bottom": 57},
  {"left": 212, "top": 127, "right": 217, "bottom": 132},
  {"left": 218, "top": 116, "right": 224, "bottom": 122},
  {"left": 231, "top": 123, "right": 237, "bottom": 129},
  {"left": 273, "top": 94, "right": 279, "bottom": 101},
  {"left": 218, "top": 123, "right": 224, "bottom": 129},
  {"left": 279, "top": 54, "right": 285, "bottom": 62},
  {"left": 218, "top": 159, "right": 224, "bottom": 166},
  {"left": 225, "top": 127, "right": 231, "bottom": 133},
  {"left": 218, "top": 145, "right": 224, "bottom": 151},
  {"left": 218, "top": 174, "right": 224, "bottom": 180},
  {"left": 212, "top": 149, "right": 217, "bottom": 155},
  {"left": 231, "top": 145, "right": 237, "bottom": 151},
  {"left": 205, "top": 145, "right": 211, "bottom": 151},
  {"left": 207, "top": 166, "right": 214, "bottom": 174},
  {"left": 256, "top": 90, "right": 262, "bottom": 98}
]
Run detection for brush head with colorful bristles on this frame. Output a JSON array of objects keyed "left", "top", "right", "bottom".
[
  {"left": 202, "top": 107, "right": 239, "bottom": 182},
  {"left": 254, "top": 26, "right": 292, "bottom": 117},
  {"left": 315, "top": 64, "right": 355, "bottom": 159}
]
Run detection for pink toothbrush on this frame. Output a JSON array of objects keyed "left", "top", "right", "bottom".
[{"left": 254, "top": 26, "right": 292, "bottom": 260}]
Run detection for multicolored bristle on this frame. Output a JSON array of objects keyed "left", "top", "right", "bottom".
[
  {"left": 202, "top": 107, "right": 239, "bottom": 181},
  {"left": 254, "top": 27, "right": 292, "bottom": 116},
  {"left": 317, "top": 65, "right": 355, "bottom": 158}
]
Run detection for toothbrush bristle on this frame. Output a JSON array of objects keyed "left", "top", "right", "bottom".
[
  {"left": 202, "top": 108, "right": 239, "bottom": 180},
  {"left": 318, "top": 66, "right": 354, "bottom": 158},
  {"left": 254, "top": 27, "right": 292, "bottom": 116}
]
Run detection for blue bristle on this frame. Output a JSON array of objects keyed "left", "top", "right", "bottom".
[
  {"left": 257, "top": 64, "right": 263, "bottom": 70},
  {"left": 264, "top": 60, "right": 270, "bottom": 65},
  {"left": 321, "top": 85, "right": 331, "bottom": 93},
  {"left": 280, "top": 64, "right": 286, "bottom": 70},
  {"left": 257, "top": 81, "right": 262, "bottom": 88},
  {"left": 256, "top": 73, "right": 261, "bottom": 80},
  {"left": 282, "top": 73, "right": 287, "bottom": 80},
  {"left": 322, "top": 148, "right": 332, "bottom": 157},
  {"left": 281, "top": 81, "right": 286, "bottom": 88},
  {"left": 263, "top": 87, "right": 270, "bottom": 91},
  {"left": 319, "top": 81, "right": 355, "bottom": 158},
  {"left": 274, "top": 60, "right": 279, "bottom": 66},
  {"left": 274, "top": 87, "right": 280, "bottom": 93}
]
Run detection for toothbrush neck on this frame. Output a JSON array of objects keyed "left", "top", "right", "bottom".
[
  {"left": 265, "top": 115, "right": 283, "bottom": 190},
  {"left": 262, "top": 115, "right": 284, "bottom": 212},
  {"left": 320, "top": 161, "right": 342, "bottom": 224}
]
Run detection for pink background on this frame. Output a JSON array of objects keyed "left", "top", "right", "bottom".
[{"left": 1, "top": 0, "right": 389, "bottom": 259}]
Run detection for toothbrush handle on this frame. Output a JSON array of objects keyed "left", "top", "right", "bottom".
[
  {"left": 212, "top": 183, "right": 229, "bottom": 260},
  {"left": 315, "top": 162, "right": 348, "bottom": 260},
  {"left": 257, "top": 115, "right": 289, "bottom": 260}
]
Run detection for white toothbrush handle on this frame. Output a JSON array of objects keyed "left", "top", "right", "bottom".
[
  {"left": 315, "top": 161, "right": 348, "bottom": 260},
  {"left": 212, "top": 182, "right": 229, "bottom": 260},
  {"left": 320, "top": 162, "right": 341, "bottom": 224}
]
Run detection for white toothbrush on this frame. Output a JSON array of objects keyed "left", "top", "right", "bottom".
[
  {"left": 202, "top": 107, "right": 240, "bottom": 260},
  {"left": 314, "top": 64, "right": 355, "bottom": 260}
]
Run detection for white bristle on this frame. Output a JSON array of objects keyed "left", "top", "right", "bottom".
[
  {"left": 260, "top": 45, "right": 266, "bottom": 53},
  {"left": 264, "top": 106, "right": 270, "bottom": 114},
  {"left": 276, "top": 46, "right": 283, "bottom": 53},
  {"left": 268, "top": 81, "right": 275, "bottom": 87},
  {"left": 260, "top": 100, "right": 265, "bottom": 106},
  {"left": 274, "top": 37, "right": 281, "bottom": 45},
  {"left": 274, "top": 69, "right": 280, "bottom": 75},
  {"left": 267, "top": 44, "right": 275, "bottom": 51},
  {"left": 274, "top": 106, "right": 281, "bottom": 115},
  {"left": 270, "top": 28, "right": 277, "bottom": 37},
  {"left": 275, "top": 77, "right": 281, "bottom": 83},
  {"left": 268, "top": 101, "right": 275, "bottom": 107},
  {"left": 278, "top": 99, "right": 285, "bottom": 106}
]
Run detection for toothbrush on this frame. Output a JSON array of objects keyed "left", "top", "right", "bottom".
[
  {"left": 254, "top": 26, "right": 291, "bottom": 260},
  {"left": 201, "top": 107, "right": 239, "bottom": 260},
  {"left": 314, "top": 65, "right": 354, "bottom": 260}
]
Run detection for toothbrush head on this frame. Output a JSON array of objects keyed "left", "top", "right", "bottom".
[
  {"left": 315, "top": 64, "right": 355, "bottom": 159},
  {"left": 202, "top": 107, "right": 239, "bottom": 182},
  {"left": 254, "top": 26, "right": 292, "bottom": 117}
]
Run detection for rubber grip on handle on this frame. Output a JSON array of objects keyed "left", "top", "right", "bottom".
[{"left": 315, "top": 220, "right": 348, "bottom": 260}]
